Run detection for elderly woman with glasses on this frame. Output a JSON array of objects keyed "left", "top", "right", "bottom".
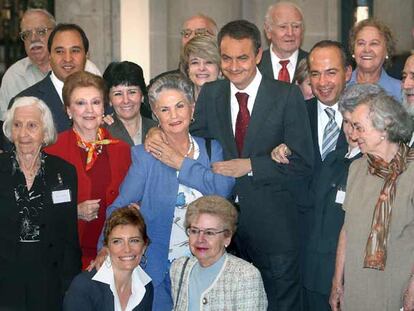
[
  {"left": 95, "top": 73, "right": 234, "bottom": 311},
  {"left": 170, "top": 195, "right": 267, "bottom": 311},
  {"left": 329, "top": 93, "right": 414, "bottom": 311}
]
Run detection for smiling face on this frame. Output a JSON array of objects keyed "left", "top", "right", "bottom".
[
  {"left": 188, "top": 54, "right": 220, "bottom": 88},
  {"left": 188, "top": 213, "right": 231, "bottom": 267},
  {"left": 67, "top": 86, "right": 104, "bottom": 140},
  {"left": 181, "top": 16, "right": 216, "bottom": 46},
  {"left": 49, "top": 30, "right": 87, "bottom": 82},
  {"left": 309, "top": 46, "right": 351, "bottom": 106},
  {"left": 354, "top": 26, "right": 387, "bottom": 75},
  {"left": 109, "top": 85, "right": 142, "bottom": 122},
  {"left": 297, "top": 77, "right": 314, "bottom": 100},
  {"left": 12, "top": 105, "right": 45, "bottom": 156},
  {"left": 265, "top": 4, "right": 304, "bottom": 59},
  {"left": 108, "top": 224, "right": 146, "bottom": 272},
  {"left": 153, "top": 89, "right": 194, "bottom": 137},
  {"left": 220, "top": 36, "right": 262, "bottom": 90},
  {"left": 21, "top": 11, "right": 54, "bottom": 67},
  {"left": 402, "top": 55, "right": 414, "bottom": 116},
  {"left": 350, "top": 104, "right": 385, "bottom": 155}
]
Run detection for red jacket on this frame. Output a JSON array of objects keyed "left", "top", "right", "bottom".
[{"left": 45, "top": 128, "right": 131, "bottom": 267}]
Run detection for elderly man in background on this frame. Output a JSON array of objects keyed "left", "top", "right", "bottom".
[
  {"left": 402, "top": 54, "right": 414, "bottom": 146},
  {"left": 0, "top": 9, "right": 100, "bottom": 121},
  {"left": 180, "top": 13, "right": 218, "bottom": 46},
  {"left": 259, "top": 1, "right": 308, "bottom": 83},
  {"left": 10, "top": 23, "right": 94, "bottom": 133}
]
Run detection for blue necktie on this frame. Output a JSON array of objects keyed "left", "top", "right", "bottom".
[{"left": 321, "top": 107, "right": 340, "bottom": 160}]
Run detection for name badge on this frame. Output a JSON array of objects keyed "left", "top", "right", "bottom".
[
  {"left": 52, "top": 189, "right": 71, "bottom": 204},
  {"left": 335, "top": 189, "right": 346, "bottom": 204}
]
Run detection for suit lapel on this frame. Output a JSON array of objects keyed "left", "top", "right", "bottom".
[
  {"left": 306, "top": 98, "right": 322, "bottom": 162},
  {"left": 218, "top": 81, "right": 238, "bottom": 158},
  {"left": 242, "top": 79, "right": 272, "bottom": 157}
]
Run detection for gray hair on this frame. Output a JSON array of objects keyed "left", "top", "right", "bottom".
[
  {"left": 21, "top": 8, "right": 56, "bottom": 29},
  {"left": 148, "top": 73, "right": 194, "bottom": 110},
  {"left": 359, "top": 93, "right": 413, "bottom": 144},
  {"left": 3, "top": 96, "right": 57, "bottom": 146},
  {"left": 339, "top": 83, "right": 386, "bottom": 114},
  {"left": 264, "top": 2, "right": 304, "bottom": 30}
]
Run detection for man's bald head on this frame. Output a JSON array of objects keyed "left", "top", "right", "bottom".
[{"left": 180, "top": 14, "right": 217, "bottom": 46}]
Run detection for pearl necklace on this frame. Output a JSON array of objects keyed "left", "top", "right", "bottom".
[{"left": 185, "top": 134, "right": 194, "bottom": 158}]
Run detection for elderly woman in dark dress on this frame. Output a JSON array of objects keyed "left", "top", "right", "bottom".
[{"left": 0, "top": 96, "right": 80, "bottom": 310}]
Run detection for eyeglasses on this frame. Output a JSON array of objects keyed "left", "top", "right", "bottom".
[
  {"left": 19, "top": 27, "right": 53, "bottom": 41},
  {"left": 186, "top": 227, "right": 228, "bottom": 238},
  {"left": 180, "top": 28, "right": 213, "bottom": 39}
]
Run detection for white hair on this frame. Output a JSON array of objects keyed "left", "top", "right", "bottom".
[
  {"left": 3, "top": 96, "right": 57, "bottom": 146},
  {"left": 21, "top": 8, "right": 56, "bottom": 29},
  {"left": 264, "top": 1, "right": 304, "bottom": 30}
]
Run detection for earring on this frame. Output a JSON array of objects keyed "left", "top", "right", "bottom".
[
  {"left": 140, "top": 253, "right": 148, "bottom": 268},
  {"left": 224, "top": 244, "right": 228, "bottom": 248},
  {"left": 352, "top": 54, "right": 355, "bottom": 59},
  {"left": 68, "top": 115, "right": 72, "bottom": 120},
  {"left": 381, "top": 136, "right": 385, "bottom": 140},
  {"left": 385, "top": 55, "right": 389, "bottom": 60},
  {"left": 191, "top": 117, "right": 195, "bottom": 123}
]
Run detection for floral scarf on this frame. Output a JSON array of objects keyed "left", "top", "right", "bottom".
[
  {"left": 73, "top": 128, "right": 119, "bottom": 171},
  {"left": 364, "top": 143, "right": 414, "bottom": 270}
]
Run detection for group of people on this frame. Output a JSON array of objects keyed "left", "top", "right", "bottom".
[{"left": 0, "top": 1, "right": 414, "bottom": 311}]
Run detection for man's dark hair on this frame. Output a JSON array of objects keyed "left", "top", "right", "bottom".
[
  {"left": 103, "top": 61, "right": 147, "bottom": 96},
  {"left": 308, "top": 40, "right": 350, "bottom": 69},
  {"left": 47, "top": 23, "right": 89, "bottom": 53},
  {"left": 217, "top": 20, "right": 261, "bottom": 55}
]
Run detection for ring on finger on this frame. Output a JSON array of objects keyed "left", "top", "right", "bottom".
[{"left": 158, "top": 151, "right": 162, "bottom": 157}]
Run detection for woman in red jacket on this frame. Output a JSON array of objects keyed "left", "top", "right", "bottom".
[{"left": 45, "top": 71, "right": 131, "bottom": 269}]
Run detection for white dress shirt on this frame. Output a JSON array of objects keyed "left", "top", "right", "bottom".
[
  {"left": 230, "top": 69, "right": 262, "bottom": 134},
  {"left": 317, "top": 100, "right": 342, "bottom": 155},
  {"left": 92, "top": 257, "right": 152, "bottom": 311},
  {"left": 269, "top": 45, "right": 298, "bottom": 83}
]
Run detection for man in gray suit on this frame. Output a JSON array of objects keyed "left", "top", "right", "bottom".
[
  {"left": 402, "top": 54, "right": 414, "bottom": 146},
  {"left": 258, "top": 2, "right": 307, "bottom": 83}
]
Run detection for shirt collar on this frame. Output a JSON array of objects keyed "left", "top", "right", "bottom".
[
  {"left": 92, "top": 256, "right": 151, "bottom": 311},
  {"left": 317, "top": 100, "right": 339, "bottom": 114},
  {"left": 345, "top": 146, "right": 361, "bottom": 159},
  {"left": 269, "top": 44, "right": 299, "bottom": 68},
  {"left": 50, "top": 71, "right": 64, "bottom": 102}
]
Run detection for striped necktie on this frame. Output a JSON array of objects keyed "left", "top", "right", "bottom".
[{"left": 321, "top": 107, "right": 340, "bottom": 160}]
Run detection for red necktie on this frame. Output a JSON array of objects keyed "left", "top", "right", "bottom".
[
  {"left": 278, "top": 60, "right": 290, "bottom": 82},
  {"left": 235, "top": 92, "right": 250, "bottom": 156}
]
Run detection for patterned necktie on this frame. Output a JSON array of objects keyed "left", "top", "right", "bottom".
[
  {"left": 278, "top": 60, "right": 290, "bottom": 82},
  {"left": 321, "top": 107, "right": 340, "bottom": 160},
  {"left": 235, "top": 92, "right": 250, "bottom": 156}
]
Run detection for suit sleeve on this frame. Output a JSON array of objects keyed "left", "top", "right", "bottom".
[
  {"left": 178, "top": 139, "right": 235, "bottom": 197},
  {"left": 98, "top": 146, "right": 148, "bottom": 250},
  {"left": 250, "top": 85, "right": 314, "bottom": 184},
  {"left": 63, "top": 273, "right": 95, "bottom": 311},
  {"left": 61, "top": 163, "right": 82, "bottom": 292}
]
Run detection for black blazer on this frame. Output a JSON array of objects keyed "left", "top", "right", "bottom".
[
  {"left": 0, "top": 152, "right": 81, "bottom": 307},
  {"left": 105, "top": 114, "right": 157, "bottom": 146},
  {"left": 63, "top": 269, "right": 153, "bottom": 311},
  {"left": 192, "top": 76, "right": 314, "bottom": 253},
  {"left": 303, "top": 147, "right": 361, "bottom": 295},
  {"left": 10, "top": 73, "right": 71, "bottom": 133},
  {"left": 258, "top": 48, "right": 308, "bottom": 81}
]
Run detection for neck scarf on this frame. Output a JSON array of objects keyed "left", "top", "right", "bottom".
[
  {"left": 73, "top": 128, "right": 119, "bottom": 171},
  {"left": 364, "top": 143, "right": 414, "bottom": 270}
]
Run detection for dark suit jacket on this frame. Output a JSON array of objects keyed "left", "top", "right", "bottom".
[
  {"left": 258, "top": 48, "right": 308, "bottom": 81},
  {"left": 63, "top": 269, "right": 153, "bottom": 311},
  {"left": 0, "top": 152, "right": 81, "bottom": 308},
  {"left": 192, "top": 75, "right": 314, "bottom": 253},
  {"left": 10, "top": 73, "right": 70, "bottom": 133},
  {"left": 105, "top": 114, "right": 157, "bottom": 146},
  {"left": 303, "top": 146, "right": 361, "bottom": 295}
]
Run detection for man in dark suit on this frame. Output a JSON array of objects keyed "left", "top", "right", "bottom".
[
  {"left": 258, "top": 2, "right": 308, "bottom": 82},
  {"left": 192, "top": 20, "right": 313, "bottom": 311},
  {"left": 10, "top": 23, "right": 89, "bottom": 133}
]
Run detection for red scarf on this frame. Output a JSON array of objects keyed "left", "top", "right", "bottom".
[{"left": 73, "top": 128, "right": 119, "bottom": 171}]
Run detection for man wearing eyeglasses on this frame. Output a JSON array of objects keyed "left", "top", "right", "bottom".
[
  {"left": 258, "top": 2, "right": 308, "bottom": 83},
  {"left": 180, "top": 14, "right": 218, "bottom": 46},
  {"left": 0, "top": 9, "right": 100, "bottom": 121}
]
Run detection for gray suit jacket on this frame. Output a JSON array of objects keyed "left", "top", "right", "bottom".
[{"left": 105, "top": 114, "right": 157, "bottom": 146}]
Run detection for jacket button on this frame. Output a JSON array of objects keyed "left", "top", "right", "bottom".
[{"left": 202, "top": 298, "right": 207, "bottom": 305}]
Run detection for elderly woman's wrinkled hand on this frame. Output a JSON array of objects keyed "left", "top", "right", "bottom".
[
  {"left": 148, "top": 140, "right": 185, "bottom": 170},
  {"left": 78, "top": 199, "right": 101, "bottom": 222},
  {"left": 86, "top": 247, "right": 108, "bottom": 272},
  {"left": 144, "top": 127, "right": 168, "bottom": 152},
  {"left": 329, "top": 283, "right": 344, "bottom": 311},
  {"left": 271, "top": 143, "right": 291, "bottom": 164}
]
